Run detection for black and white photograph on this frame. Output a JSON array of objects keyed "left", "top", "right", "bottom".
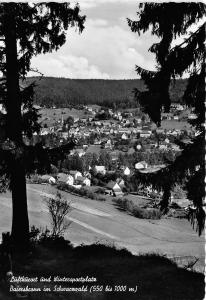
[{"left": 0, "top": 1, "right": 205, "bottom": 299}]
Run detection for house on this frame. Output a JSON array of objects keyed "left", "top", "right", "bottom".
[
  {"left": 94, "top": 139, "right": 102, "bottom": 145},
  {"left": 70, "top": 170, "right": 82, "bottom": 180},
  {"left": 156, "top": 128, "right": 165, "bottom": 134},
  {"left": 61, "top": 131, "right": 69, "bottom": 139},
  {"left": 170, "top": 143, "right": 181, "bottom": 151},
  {"left": 121, "top": 133, "right": 128, "bottom": 140},
  {"left": 40, "top": 128, "right": 50, "bottom": 136},
  {"left": 159, "top": 144, "right": 168, "bottom": 151},
  {"left": 188, "top": 113, "right": 197, "bottom": 120},
  {"left": 76, "top": 176, "right": 91, "bottom": 186},
  {"left": 75, "top": 148, "right": 85, "bottom": 157},
  {"left": 116, "top": 178, "right": 125, "bottom": 189},
  {"left": 40, "top": 175, "right": 56, "bottom": 184},
  {"left": 74, "top": 117, "right": 79, "bottom": 123},
  {"left": 137, "top": 118, "right": 142, "bottom": 124},
  {"left": 0, "top": 104, "right": 6, "bottom": 114},
  {"left": 110, "top": 151, "right": 119, "bottom": 161},
  {"left": 161, "top": 113, "right": 173, "bottom": 120},
  {"left": 105, "top": 139, "right": 112, "bottom": 149},
  {"left": 57, "top": 173, "right": 70, "bottom": 184},
  {"left": 135, "top": 161, "right": 148, "bottom": 170},
  {"left": 84, "top": 171, "right": 92, "bottom": 179},
  {"left": 106, "top": 181, "right": 123, "bottom": 197},
  {"left": 140, "top": 130, "right": 151, "bottom": 138},
  {"left": 66, "top": 175, "right": 74, "bottom": 186},
  {"left": 94, "top": 165, "right": 106, "bottom": 175},
  {"left": 169, "top": 130, "right": 180, "bottom": 136},
  {"left": 72, "top": 184, "right": 82, "bottom": 190},
  {"left": 123, "top": 167, "right": 131, "bottom": 176}
]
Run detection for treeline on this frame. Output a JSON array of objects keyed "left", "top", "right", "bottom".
[{"left": 25, "top": 77, "right": 187, "bottom": 108}]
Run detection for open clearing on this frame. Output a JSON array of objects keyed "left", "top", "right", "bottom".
[
  {"left": 39, "top": 107, "right": 91, "bottom": 126},
  {"left": 0, "top": 184, "right": 204, "bottom": 271}
]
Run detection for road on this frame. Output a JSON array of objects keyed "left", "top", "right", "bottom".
[{"left": 0, "top": 184, "right": 204, "bottom": 271}]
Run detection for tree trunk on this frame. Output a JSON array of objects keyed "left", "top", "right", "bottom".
[
  {"left": 4, "top": 4, "right": 29, "bottom": 247},
  {"left": 10, "top": 158, "right": 29, "bottom": 247}
]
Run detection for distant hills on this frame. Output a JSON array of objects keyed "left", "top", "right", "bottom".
[{"left": 27, "top": 77, "right": 187, "bottom": 108}]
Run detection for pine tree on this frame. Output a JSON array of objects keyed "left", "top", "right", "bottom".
[
  {"left": 128, "top": 3, "right": 205, "bottom": 235},
  {"left": 0, "top": 3, "right": 85, "bottom": 247}
]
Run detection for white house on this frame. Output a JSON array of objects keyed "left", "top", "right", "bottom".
[
  {"left": 66, "top": 175, "right": 74, "bottom": 186},
  {"left": 40, "top": 175, "right": 56, "bottom": 185},
  {"left": 116, "top": 178, "right": 125, "bottom": 188},
  {"left": 70, "top": 170, "right": 82, "bottom": 180},
  {"left": 140, "top": 131, "right": 151, "bottom": 138},
  {"left": 77, "top": 176, "right": 91, "bottom": 186},
  {"left": 84, "top": 171, "right": 92, "bottom": 179},
  {"left": 136, "top": 118, "right": 142, "bottom": 124},
  {"left": 123, "top": 167, "right": 131, "bottom": 176},
  {"left": 159, "top": 144, "right": 168, "bottom": 151},
  {"left": 135, "top": 161, "right": 148, "bottom": 170},
  {"left": 94, "top": 165, "right": 106, "bottom": 175},
  {"left": 106, "top": 181, "right": 123, "bottom": 197},
  {"left": 61, "top": 132, "right": 69, "bottom": 139},
  {"left": 0, "top": 104, "right": 6, "bottom": 114},
  {"left": 40, "top": 129, "right": 49, "bottom": 136},
  {"left": 121, "top": 133, "right": 128, "bottom": 140},
  {"left": 57, "top": 173, "right": 70, "bottom": 184},
  {"left": 72, "top": 184, "right": 82, "bottom": 190},
  {"left": 188, "top": 113, "right": 197, "bottom": 120},
  {"left": 75, "top": 149, "right": 85, "bottom": 157}
]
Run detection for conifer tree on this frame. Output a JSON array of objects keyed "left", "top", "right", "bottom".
[
  {"left": 0, "top": 3, "right": 85, "bottom": 246},
  {"left": 128, "top": 3, "right": 205, "bottom": 234}
]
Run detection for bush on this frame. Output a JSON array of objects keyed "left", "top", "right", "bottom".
[
  {"left": 114, "top": 198, "right": 162, "bottom": 220},
  {"left": 27, "top": 174, "right": 44, "bottom": 184},
  {"left": 95, "top": 187, "right": 105, "bottom": 194},
  {"left": 167, "top": 208, "right": 187, "bottom": 219},
  {"left": 73, "top": 242, "right": 132, "bottom": 259},
  {"left": 172, "top": 184, "right": 187, "bottom": 199},
  {"left": 57, "top": 182, "right": 104, "bottom": 201},
  {"left": 97, "top": 197, "right": 106, "bottom": 201},
  {"left": 29, "top": 226, "right": 72, "bottom": 250},
  {"left": 43, "top": 192, "right": 72, "bottom": 237}
]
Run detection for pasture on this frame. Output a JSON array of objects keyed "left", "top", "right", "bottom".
[
  {"left": 0, "top": 184, "right": 204, "bottom": 273},
  {"left": 38, "top": 107, "right": 91, "bottom": 127}
]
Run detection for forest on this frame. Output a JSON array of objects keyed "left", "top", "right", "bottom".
[{"left": 25, "top": 77, "right": 188, "bottom": 108}]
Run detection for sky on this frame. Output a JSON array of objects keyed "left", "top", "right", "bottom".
[
  {"left": 30, "top": 0, "right": 158, "bottom": 79},
  {"left": 29, "top": 0, "right": 204, "bottom": 80}
]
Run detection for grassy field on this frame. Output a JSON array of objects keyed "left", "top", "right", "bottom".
[
  {"left": 0, "top": 185, "right": 204, "bottom": 264},
  {"left": 86, "top": 145, "right": 101, "bottom": 155},
  {"left": 158, "top": 120, "right": 191, "bottom": 130},
  {"left": 39, "top": 108, "right": 91, "bottom": 127}
]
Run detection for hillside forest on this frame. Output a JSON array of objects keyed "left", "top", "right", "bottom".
[{"left": 26, "top": 77, "right": 188, "bottom": 108}]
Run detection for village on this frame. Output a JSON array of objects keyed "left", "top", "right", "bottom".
[{"left": 23, "top": 103, "right": 197, "bottom": 210}]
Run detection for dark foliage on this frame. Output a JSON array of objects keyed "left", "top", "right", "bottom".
[
  {"left": 0, "top": 3, "right": 85, "bottom": 245},
  {"left": 73, "top": 243, "right": 132, "bottom": 259},
  {"left": 128, "top": 3, "right": 205, "bottom": 234}
]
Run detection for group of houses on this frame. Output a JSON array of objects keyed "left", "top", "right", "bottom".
[
  {"left": 41, "top": 170, "right": 91, "bottom": 189},
  {"left": 39, "top": 160, "right": 155, "bottom": 197}
]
